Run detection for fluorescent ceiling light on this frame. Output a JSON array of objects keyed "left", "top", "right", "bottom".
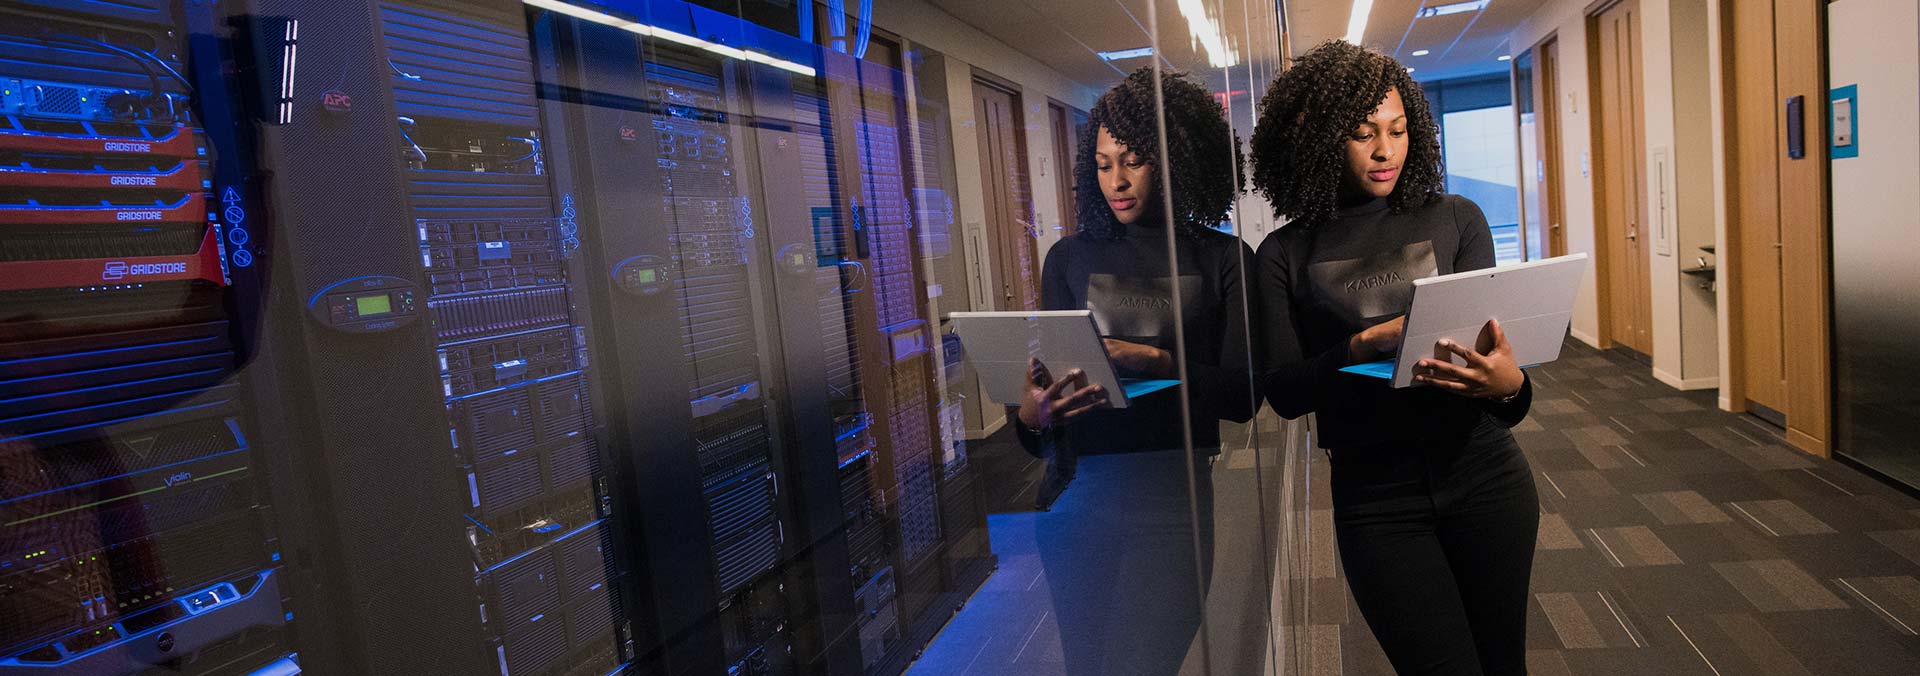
[
  {"left": 1417, "top": 0, "right": 1491, "bottom": 19},
  {"left": 1176, "top": 0, "right": 1238, "bottom": 68},
  {"left": 1345, "top": 0, "right": 1373, "bottom": 44},
  {"left": 1406, "top": 67, "right": 1416, "bottom": 73},
  {"left": 1411, "top": 49, "right": 1430, "bottom": 57},
  {"left": 523, "top": 0, "right": 817, "bottom": 76},
  {"left": 1497, "top": 55, "right": 1512, "bottom": 61},
  {"left": 1098, "top": 46, "right": 1156, "bottom": 62}
]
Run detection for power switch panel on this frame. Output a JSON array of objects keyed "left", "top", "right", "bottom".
[{"left": 308, "top": 275, "right": 422, "bottom": 333}]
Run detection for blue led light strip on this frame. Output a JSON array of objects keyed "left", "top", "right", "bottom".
[{"left": 521, "top": 0, "right": 817, "bottom": 76}]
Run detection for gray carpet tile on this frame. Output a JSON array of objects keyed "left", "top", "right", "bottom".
[{"left": 1316, "top": 340, "right": 1920, "bottom": 674}]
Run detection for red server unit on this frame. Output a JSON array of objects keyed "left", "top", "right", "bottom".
[{"left": 0, "top": 1, "right": 293, "bottom": 674}]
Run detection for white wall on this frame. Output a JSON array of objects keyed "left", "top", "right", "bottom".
[{"left": 1510, "top": 0, "right": 1720, "bottom": 390}]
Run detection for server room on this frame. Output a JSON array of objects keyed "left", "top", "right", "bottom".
[
  {"left": 8, "top": 0, "right": 1920, "bottom": 675},
  {"left": 0, "top": 0, "right": 1297, "bottom": 674}
]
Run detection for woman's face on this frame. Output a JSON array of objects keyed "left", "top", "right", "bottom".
[
  {"left": 1343, "top": 87, "right": 1409, "bottom": 200},
  {"left": 1095, "top": 125, "right": 1154, "bottom": 225}
]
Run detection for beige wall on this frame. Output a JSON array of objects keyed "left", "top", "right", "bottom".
[
  {"left": 1669, "top": 0, "right": 1718, "bottom": 389},
  {"left": 873, "top": 0, "right": 1103, "bottom": 437}
]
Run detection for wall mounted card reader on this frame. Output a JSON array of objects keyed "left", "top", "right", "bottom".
[
  {"left": 1831, "top": 84, "right": 1859, "bottom": 160},
  {"left": 1833, "top": 99, "right": 1853, "bottom": 146}
]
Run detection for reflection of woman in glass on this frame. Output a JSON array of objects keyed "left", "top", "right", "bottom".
[
  {"left": 1012, "top": 67, "right": 1255, "bottom": 674},
  {"left": 1250, "top": 41, "right": 1538, "bottom": 676}
]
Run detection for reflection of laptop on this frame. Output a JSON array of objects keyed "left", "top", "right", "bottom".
[
  {"left": 1340, "top": 253, "right": 1589, "bottom": 388},
  {"left": 949, "top": 310, "right": 1179, "bottom": 408}
]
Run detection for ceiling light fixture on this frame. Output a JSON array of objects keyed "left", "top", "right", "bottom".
[
  {"left": 1345, "top": 0, "right": 1374, "bottom": 45},
  {"left": 1175, "top": 0, "right": 1239, "bottom": 67},
  {"left": 1417, "top": 0, "right": 1491, "bottom": 19},
  {"left": 1098, "top": 46, "right": 1156, "bottom": 62},
  {"left": 1497, "top": 55, "right": 1512, "bottom": 61},
  {"left": 1412, "top": 49, "right": 1430, "bottom": 57},
  {"left": 1406, "top": 67, "right": 1416, "bottom": 73},
  {"left": 523, "top": 0, "right": 817, "bottom": 76}
]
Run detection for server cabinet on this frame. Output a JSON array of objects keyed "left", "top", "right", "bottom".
[
  {"left": 242, "top": 1, "right": 631, "bottom": 674},
  {"left": 786, "top": 39, "right": 993, "bottom": 676},
  {"left": 0, "top": 1, "right": 295, "bottom": 673},
  {"left": 534, "top": 16, "right": 795, "bottom": 675},
  {"left": 529, "top": 2, "right": 993, "bottom": 674}
]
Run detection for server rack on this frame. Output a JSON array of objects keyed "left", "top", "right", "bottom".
[
  {"left": 896, "top": 50, "right": 994, "bottom": 622},
  {"left": 0, "top": 0, "right": 294, "bottom": 673},
  {"left": 534, "top": 16, "right": 795, "bottom": 675},
  {"left": 530, "top": 2, "right": 994, "bottom": 674},
  {"left": 240, "top": 0, "right": 631, "bottom": 674}
]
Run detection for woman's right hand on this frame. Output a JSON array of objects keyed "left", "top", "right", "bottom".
[
  {"left": 1017, "top": 357, "right": 1111, "bottom": 430},
  {"left": 1348, "top": 316, "right": 1407, "bottom": 363}
]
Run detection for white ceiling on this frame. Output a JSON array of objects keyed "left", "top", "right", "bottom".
[
  {"left": 919, "top": 0, "right": 1546, "bottom": 98},
  {"left": 919, "top": 0, "right": 1291, "bottom": 99},
  {"left": 1285, "top": 0, "right": 1549, "bottom": 82}
]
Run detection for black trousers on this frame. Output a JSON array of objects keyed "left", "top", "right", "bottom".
[{"left": 1329, "top": 417, "right": 1540, "bottom": 676}]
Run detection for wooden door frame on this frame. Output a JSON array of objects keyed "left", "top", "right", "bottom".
[
  {"left": 1717, "top": 0, "right": 1755, "bottom": 420},
  {"left": 1585, "top": 1, "right": 1619, "bottom": 348},
  {"left": 1586, "top": 0, "right": 1652, "bottom": 352},
  {"left": 1535, "top": 35, "right": 1569, "bottom": 258},
  {"left": 970, "top": 69, "right": 1036, "bottom": 310},
  {"left": 1514, "top": 33, "right": 1570, "bottom": 261},
  {"left": 1723, "top": 0, "right": 1829, "bottom": 454},
  {"left": 1047, "top": 98, "right": 1081, "bottom": 238}
]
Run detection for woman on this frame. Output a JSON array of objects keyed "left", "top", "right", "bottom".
[
  {"left": 1011, "top": 67, "right": 1258, "bottom": 675},
  {"left": 1013, "top": 66, "right": 1252, "bottom": 504},
  {"left": 1249, "top": 41, "right": 1538, "bottom": 676}
]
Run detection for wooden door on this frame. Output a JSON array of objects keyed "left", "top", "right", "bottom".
[
  {"left": 1049, "top": 102, "right": 1079, "bottom": 238},
  {"left": 1724, "top": 0, "right": 1787, "bottom": 413},
  {"left": 1592, "top": 0, "right": 1653, "bottom": 353},
  {"left": 972, "top": 78, "right": 1037, "bottom": 310},
  {"left": 1536, "top": 38, "right": 1568, "bottom": 257}
]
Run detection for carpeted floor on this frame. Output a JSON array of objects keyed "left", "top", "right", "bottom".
[
  {"left": 910, "top": 339, "right": 1920, "bottom": 675},
  {"left": 1302, "top": 339, "right": 1920, "bottom": 675}
]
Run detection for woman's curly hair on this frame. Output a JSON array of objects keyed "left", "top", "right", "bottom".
[
  {"left": 1074, "top": 67, "right": 1242, "bottom": 240},
  {"left": 1249, "top": 40, "right": 1443, "bottom": 227}
]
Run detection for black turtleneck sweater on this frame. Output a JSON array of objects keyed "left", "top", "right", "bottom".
[
  {"left": 1013, "top": 221, "right": 1257, "bottom": 455},
  {"left": 1253, "top": 194, "right": 1532, "bottom": 450}
]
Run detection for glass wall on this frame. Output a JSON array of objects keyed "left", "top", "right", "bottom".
[
  {"left": 1425, "top": 75, "right": 1522, "bottom": 265},
  {"left": 1513, "top": 49, "right": 1545, "bottom": 262},
  {"left": 0, "top": 0, "right": 1298, "bottom": 675}
]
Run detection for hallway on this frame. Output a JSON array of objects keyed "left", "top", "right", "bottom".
[{"left": 915, "top": 339, "right": 1920, "bottom": 675}]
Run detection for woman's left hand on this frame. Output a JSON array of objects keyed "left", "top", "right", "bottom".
[
  {"left": 1103, "top": 338, "right": 1175, "bottom": 379},
  {"left": 1413, "top": 319, "right": 1525, "bottom": 399}
]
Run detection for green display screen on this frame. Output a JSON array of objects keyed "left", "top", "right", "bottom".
[
  {"left": 638, "top": 269, "right": 657, "bottom": 283},
  {"left": 356, "top": 294, "right": 393, "bottom": 316}
]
